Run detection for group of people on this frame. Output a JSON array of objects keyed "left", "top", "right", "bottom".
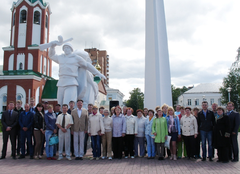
[{"left": 1, "top": 98, "right": 239, "bottom": 163}]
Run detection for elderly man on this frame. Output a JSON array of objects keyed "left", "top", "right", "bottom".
[
  {"left": 0, "top": 101, "right": 18, "bottom": 159},
  {"left": 49, "top": 42, "right": 106, "bottom": 107},
  {"left": 71, "top": 100, "right": 88, "bottom": 160},
  {"left": 56, "top": 104, "right": 74, "bottom": 161}
]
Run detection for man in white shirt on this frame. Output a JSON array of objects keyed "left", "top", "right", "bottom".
[
  {"left": 71, "top": 100, "right": 88, "bottom": 160},
  {"left": 56, "top": 104, "right": 73, "bottom": 160}
]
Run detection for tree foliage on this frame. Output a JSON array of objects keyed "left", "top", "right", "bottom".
[
  {"left": 172, "top": 85, "right": 189, "bottom": 107},
  {"left": 219, "top": 68, "right": 240, "bottom": 111},
  {"left": 125, "top": 88, "right": 144, "bottom": 115}
]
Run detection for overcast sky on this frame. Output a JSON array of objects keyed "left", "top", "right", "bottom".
[{"left": 1, "top": 0, "right": 240, "bottom": 100}]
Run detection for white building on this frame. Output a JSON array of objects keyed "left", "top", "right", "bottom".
[
  {"left": 106, "top": 87, "right": 125, "bottom": 107},
  {"left": 178, "top": 83, "right": 224, "bottom": 109}
]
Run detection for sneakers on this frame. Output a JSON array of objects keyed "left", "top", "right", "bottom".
[
  {"left": 34, "top": 156, "right": 38, "bottom": 159},
  {"left": 173, "top": 155, "right": 177, "bottom": 161},
  {"left": 38, "top": 155, "right": 42, "bottom": 159},
  {"left": 96, "top": 157, "right": 100, "bottom": 160},
  {"left": 108, "top": 157, "right": 112, "bottom": 160},
  {"left": 47, "top": 157, "right": 51, "bottom": 160},
  {"left": 57, "top": 157, "right": 63, "bottom": 161},
  {"left": 125, "top": 156, "right": 128, "bottom": 159},
  {"left": 131, "top": 156, "right": 135, "bottom": 159},
  {"left": 170, "top": 155, "right": 173, "bottom": 160},
  {"left": 102, "top": 156, "right": 106, "bottom": 159},
  {"left": 66, "top": 157, "right": 72, "bottom": 161}
]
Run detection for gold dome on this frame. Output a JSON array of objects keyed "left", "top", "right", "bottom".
[{"left": 95, "top": 59, "right": 101, "bottom": 71}]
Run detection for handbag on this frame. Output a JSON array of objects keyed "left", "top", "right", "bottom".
[
  {"left": 164, "top": 136, "right": 171, "bottom": 149},
  {"left": 49, "top": 133, "right": 59, "bottom": 145}
]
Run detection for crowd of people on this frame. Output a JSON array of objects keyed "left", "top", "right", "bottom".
[{"left": 1, "top": 98, "right": 239, "bottom": 163}]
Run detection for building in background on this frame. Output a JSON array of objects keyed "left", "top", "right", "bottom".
[
  {"left": 0, "top": 0, "right": 52, "bottom": 113},
  {"left": 178, "top": 83, "right": 224, "bottom": 109},
  {"left": 85, "top": 48, "right": 109, "bottom": 85}
]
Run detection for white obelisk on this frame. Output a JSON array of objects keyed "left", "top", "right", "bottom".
[{"left": 144, "top": 0, "right": 172, "bottom": 109}]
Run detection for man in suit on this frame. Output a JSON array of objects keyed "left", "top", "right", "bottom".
[
  {"left": 71, "top": 99, "right": 88, "bottom": 160},
  {"left": 197, "top": 101, "right": 215, "bottom": 161},
  {"left": 227, "top": 102, "right": 240, "bottom": 162},
  {"left": 14, "top": 100, "right": 23, "bottom": 156},
  {"left": 0, "top": 101, "right": 18, "bottom": 159},
  {"left": 18, "top": 103, "right": 34, "bottom": 159}
]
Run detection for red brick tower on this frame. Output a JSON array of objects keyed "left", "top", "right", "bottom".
[{"left": 0, "top": 0, "right": 52, "bottom": 112}]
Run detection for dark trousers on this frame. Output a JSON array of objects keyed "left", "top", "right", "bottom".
[
  {"left": 71, "top": 133, "right": 74, "bottom": 156},
  {"left": 183, "top": 135, "right": 194, "bottom": 158},
  {"left": 84, "top": 132, "right": 89, "bottom": 155},
  {"left": 229, "top": 134, "right": 239, "bottom": 160},
  {"left": 16, "top": 129, "right": 21, "bottom": 154},
  {"left": 112, "top": 137, "right": 123, "bottom": 159},
  {"left": 20, "top": 130, "right": 33, "bottom": 157},
  {"left": 218, "top": 147, "right": 229, "bottom": 162},
  {"left": 194, "top": 134, "right": 201, "bottom": 156},
  {"left": 1, "top": 129, "right": 16, "bottom": 157},
  {"left": 124, "top": 135, "right": 134, "bottom": 157}
]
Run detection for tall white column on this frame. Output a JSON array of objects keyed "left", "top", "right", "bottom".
[{"left": 144, "top": 0, "right": 172, "bottom": 109}]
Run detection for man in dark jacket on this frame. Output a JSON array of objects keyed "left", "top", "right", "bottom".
[
  {"left": 197, "top": 101, "right": 215, "bottom": 161},
  {"left": 226, "top": 102, "right": 240, "bottom": 162},
  {"left": 0, "top": 101, "right": 18, "bottom": 159},
  {"left": 14, "top": 100, "right": 23, "bottom": 156},
  {"left": 18, "top": 103, "right": 34, "bottom": 159}
]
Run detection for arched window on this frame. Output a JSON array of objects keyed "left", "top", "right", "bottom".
[
  {"left": 19, "top": 63, "right": 23, "bottom": 70},
  {"left": 20, "top": 10, "right": 27, "bottom": 23},
  {"left": 13, "top": 13, "right": 15, "bottom": 26},
  {"left": 34, "top": 11, "right": 40, "bottom": 24},
  {"left": 16, "top": 94, "right": 22, "bottom": 101},
  {"left": 45, "top": 15, "right": 48, "bottom": 28}
]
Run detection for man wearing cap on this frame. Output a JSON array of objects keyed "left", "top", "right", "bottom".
[{"left": 49, "top": 41, "right": 106, "bottom": 108}]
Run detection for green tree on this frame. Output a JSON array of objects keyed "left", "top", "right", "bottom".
[
  {"left": 125, "top": 88, "right": 144, "bottom": 115},
  {"left": 172, "top": 85, "right": 189, "bottom": 107},
  {"left": 219, "top": 68, "right": 240, "bottom": 111}
]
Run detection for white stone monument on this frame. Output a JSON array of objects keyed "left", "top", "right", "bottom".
[
  {"left": 144, "top": 0, "right": 172, "bottom": 109},
  {"left": 40, "top": 36, "right": 106, "bottom": 109}
]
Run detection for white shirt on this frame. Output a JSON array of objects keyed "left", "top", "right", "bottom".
[{"left": 77, "top": 108, "right": 82, "bottom": 118}]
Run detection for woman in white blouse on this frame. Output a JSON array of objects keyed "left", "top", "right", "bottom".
[{"left": 180, "top": 107, "right": 198, "bottom": 159}]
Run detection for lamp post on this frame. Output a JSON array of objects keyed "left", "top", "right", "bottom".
[{"left": 227, "top": 87, "right": 232, "bottom": 102}]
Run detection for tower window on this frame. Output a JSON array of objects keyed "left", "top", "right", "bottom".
[
  {"left": 19, "top": 63, "right": 23, "bottom": 70},
  {"left": 20, "top": 10, "right": 27, "bottom": 23},
  {"left": 34, "top": 11, "right": 40, "bottom": 24},
  {"left": 45, "top": 15, "right": 48, "bottom": 28}
]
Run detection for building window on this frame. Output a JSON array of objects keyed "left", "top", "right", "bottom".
[
  {"left": 195, "top": 99, "right": 199, "bottom": 106},
  {"left": 13, "top": 13, "right": 15, "bottom": 26},
  {"left": 20, "top": 10, "right": 27, "bottom": 23},
  {"left": 19, "top": 63, "right": 23, "bottom": 70},
  {"left": 210, "top": 99, "right": 214, "bottom": 105},
  {"left": 187, "top": 99, "right": 191, "bottom": 106},
  {"left": 45, "top": 15, "right": 48, "bottom": 28},
  {"left": 16, "top": 94, "right": 23, "bottom": 101},
  {"left": 218, "top": 98, "right": 222, "bottom": 106},
  {"left": 34, "top": 11, "right": 40, "bottom": 24}
]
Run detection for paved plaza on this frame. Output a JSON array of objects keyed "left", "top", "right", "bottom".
[{"left": 0, "top": 133, "right": 239, "bottom": 174}]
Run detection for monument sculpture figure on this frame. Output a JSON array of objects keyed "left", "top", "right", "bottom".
[{"left": 40, "top": 36, "right": 106, "bottom": 108}]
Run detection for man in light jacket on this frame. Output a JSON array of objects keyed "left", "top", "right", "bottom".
[{"left": 71, "top": 100, "right": 88, "bottom": 160}]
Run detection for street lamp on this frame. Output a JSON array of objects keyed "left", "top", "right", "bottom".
[{"left": 227, "top": 87, "right": 232, "bottom": 102}]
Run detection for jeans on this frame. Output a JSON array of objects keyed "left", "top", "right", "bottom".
[
  {"left": 200, "top": 130, "right": 212, "bottom": 158},
  {"left": 91, "top": 135, "right": 101, "bottom": 158},
  {"left": 45, "top": 130, "right": 54, "bottom": 158},
  {"left": 145, "top": 135, "right": 155, "bottom": 157}
]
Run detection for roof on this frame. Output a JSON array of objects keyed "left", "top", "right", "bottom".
[
  {"left": 2, "top": 70, "right": 54, "bottom": 80},
  {"left": 41, "top": 80, "right": 58, "bottom": 99},
  {"left": 185, "top": 83, "right": 222, "bottom": 94}
]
